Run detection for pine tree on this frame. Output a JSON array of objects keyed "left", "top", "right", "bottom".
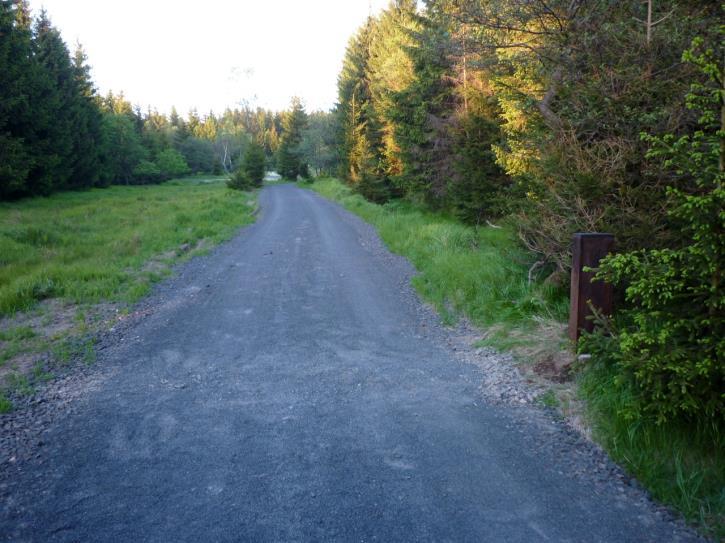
[
  {"left": 29, "top": 9, "right": 75, "bottom": 193},
  {"left": 0, "top": 0, "right": 34, "bottom": 198},
  {"left": 277, "top": 97, "right": 308, "bottom": 180},
  {"left": 67, "top": 42, "right": 102, "bottom": 188}
]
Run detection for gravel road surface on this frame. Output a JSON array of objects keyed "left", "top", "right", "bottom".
[{"left": 0, "top": 184, "right": 700, "bottom": 541}]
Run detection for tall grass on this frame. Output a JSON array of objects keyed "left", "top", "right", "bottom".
[
  {"left": 310, "top": 178, "right": 568, "bottom": 331},
  {"left": 0, "top": 176, "right": 256, "bottom": 316},
  {"left": 580, "top": 359, "right": 724, "bottom": 536}
]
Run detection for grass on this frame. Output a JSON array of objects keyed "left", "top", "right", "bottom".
[
  {"left": 0, "top": 175, "right": 255, "bottom": 316},
  {"left": 310, "top": 177, "right": 568, "bottom": 335},
  {"left": 580, "top": 361, "right": 724, "bottom": 537},
  {"left": 0, "top": 175, "right": 257, "bottom": 407}
]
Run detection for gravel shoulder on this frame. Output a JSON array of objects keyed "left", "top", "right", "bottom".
[{"left": 0, "top": 184, "right": 703, "bottom": 542}]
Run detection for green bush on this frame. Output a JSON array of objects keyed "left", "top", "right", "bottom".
[
  {"left": 583, "top": 34, "right": 724, "bottom": 424},
  {"left": 132, "top": 160, "right": 162, "bottom": 183},
  {"left": 242, "top": 142, "right": 266, "bottom": 187},
  {"left": 156, "top": 148, "right": 190, "bottom": 180},
  {"left": 226, "top": 168, "right": 252, "bottom": 191}
]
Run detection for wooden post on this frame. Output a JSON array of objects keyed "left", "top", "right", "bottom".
[{"left": 569, "top": 233, "right": 615, "bottom": 342}]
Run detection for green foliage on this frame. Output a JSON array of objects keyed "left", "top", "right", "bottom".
[
  {"left": 336, "top": 2, "right": 512, "bottom": 218},
  {"left": 132, "top": 160, "right": 162, "bottom": 183},
  {"left": 242, "top": 141, "right": 266, "bottom": 186},
  {"left": 336, "top": 17, "right": 395, "bottom": 201},
  {"left": 227, "top": 141, "right": 265, "bottom": 191},
  {"left": 585, "top": 33, "right": 724, "bottom": 424},
  {"left": 448, "top": 96, "right": 511, "bottom": 223},
  {"left": 155, "top": 148, "right": 190, "bottom": 180},
  {"left": 68, "top": 44, "right": 103, "bottom": 188},
  {"left": 98, "top": 112, "right": 146, "bottom": 185},
  {"left": 179, "top": 137, "right": 215, "bottom": 173},
  {"left": 227, "top": 169, "right": 252, "bottom": 191},
  {"left": 579, "top": 356, "right": 724, "bottom": 535},
  {"left": 299, "top": 111, "right": 339, "bottom": 176},
  {"left": 0, "top": 1, "right": 34, "bottom": 199}
]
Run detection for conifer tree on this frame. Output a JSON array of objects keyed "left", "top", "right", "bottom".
[
  {"left": 0, "top": 0, "right": 34, "bottom": 198},
  {"left": 336, "top": 18, "right": 392, "bottom": 200},
  {"left": 243, "top": 141, "right": 266, "bottom": 187},
  {"left": 67, "top": 43, "right": 102, "bottom": 188},
  {"left": 29, "top": 9, "right": 75, "bottom": 193},
  {"left": 277, "top": 97, "right": 308, "bottom": 180}
]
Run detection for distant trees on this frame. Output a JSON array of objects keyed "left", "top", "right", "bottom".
[
  {"left": 299, "top": 111, "right": 338, "bottom": 177},
  {"left": 0, "top": 3, "right": 290, "bottom": 200},
  {"left": 98, "top": 110, "right": 145, "bottom": 185}
]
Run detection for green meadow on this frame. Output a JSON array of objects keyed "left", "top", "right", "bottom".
[{"left": 0, "top": 176, "right": 256, "bottom": 407}]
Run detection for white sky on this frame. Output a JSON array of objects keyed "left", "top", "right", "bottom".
[{"left": 28, "top": 0, "right": 391, "bottom": 114}]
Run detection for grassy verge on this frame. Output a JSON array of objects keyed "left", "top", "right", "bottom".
[
  {"left": 580, "top": 360, "right": 724, "bottom": 536},
  {"left": 310, "top": 177, "right": 722, "bottom": 536},
  {"left": 0, "top": 175, "right": 256, "bottom": 409},
  {"left": 309, "top": 177, "right": 568, "bottom": 343}
]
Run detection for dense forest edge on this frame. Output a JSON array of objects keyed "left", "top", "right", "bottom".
[{"left": 0, "top": 0, "right": 722, "bottom": 536}]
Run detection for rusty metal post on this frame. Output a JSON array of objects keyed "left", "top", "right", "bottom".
[{"left": 569, "top": 233, "right": 615, "bottom": 342}]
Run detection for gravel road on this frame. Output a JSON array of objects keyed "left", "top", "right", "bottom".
[{"left": 0, "top": 184, "right": 701, "bottom": 541}]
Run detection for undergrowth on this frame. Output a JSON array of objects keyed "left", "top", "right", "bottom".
[{"left": 579, "top": 357, "right": 724, "bottom": 537}]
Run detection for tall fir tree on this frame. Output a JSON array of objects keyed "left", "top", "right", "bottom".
[
  {"left": 0, "top": 0, "right": 34, "bottom": 198},
  {"left": 277, "top": 97, "right": 308, "bottom": 180},
  {"left": 29, "top": 9, "right": 75, "bottom": 193},
  {"left": 67, "top": 43, "right": 102, "bottom": 188}
]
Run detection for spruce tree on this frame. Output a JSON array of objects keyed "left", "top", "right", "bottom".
[
  {"left": 0, "top": 0, "right": 33, "bottom": 198},
  {"left": 277, "top": 97, "right": 307, "bottom": 180},
  {"left": 336, "top": 17, "right": 392, "bottom": 201},
  {"left": 243, "top": 141, "right": 266, "bottom": 187},
  {"left": 29, "top": 9, "right": 75, "bottom": 193},
  {"left": 68, "top": 43, "right": 102, "bottom": 188}
]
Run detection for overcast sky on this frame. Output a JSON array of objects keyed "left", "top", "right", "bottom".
[{"left": 27, "top": 0, "right": 390, "bottom": 114}]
